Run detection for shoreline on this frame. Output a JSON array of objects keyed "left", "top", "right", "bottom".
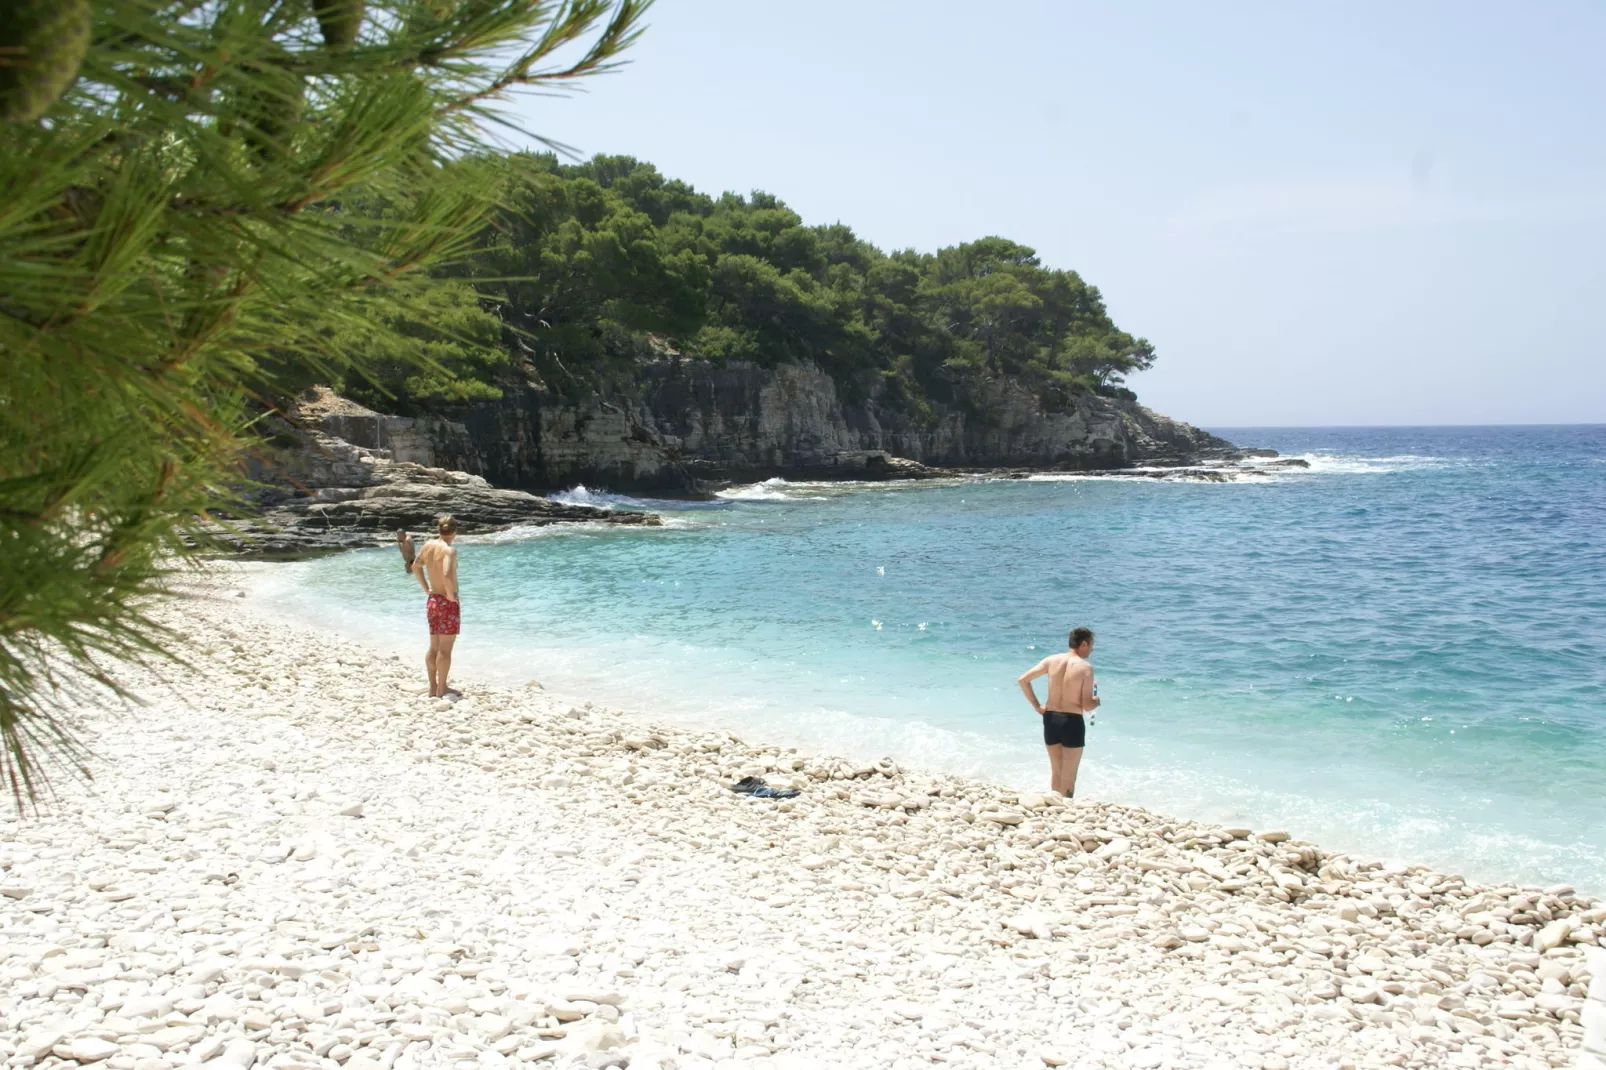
[
  {"left": 234, "top": 558, "right": 1606, "bottom": 927},
  {"left": 242, "top": 547, "right": 1596, "bottom": 901},
  {"left": 215, "top": 453, "right": 1296, "bottom": 562},
  {"left": 1, "top": 566, "right": 1600, "bottom": 1070}
]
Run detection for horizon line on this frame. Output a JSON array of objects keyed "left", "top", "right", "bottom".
[{"left": 1201, "top": 421, "right": 1606, "bottom": 431}]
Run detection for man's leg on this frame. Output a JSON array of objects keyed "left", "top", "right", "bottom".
[
  {"left": 436, "top": 634, "right": 457, "bottom": 696},
  {"left": 426, "top": 634, "right": 440, "bottom": 697},
  {"left": 1045, "top": 744, "right": 1064, "bottom": 795},
  {"left": 1060, "top": 746, "right": 1085, "bottom": 799}
]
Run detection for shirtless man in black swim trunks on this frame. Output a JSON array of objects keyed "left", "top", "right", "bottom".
[{"left": 1017, "top": 626, "right": 1100, "bottom": 798}]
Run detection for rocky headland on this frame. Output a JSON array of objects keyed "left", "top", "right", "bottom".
[
  {"left": 2, "top": 571, "right": 1600, "bottom": 1070},
  {"left": 300, "top": 362, "right": 1266, "bottom": 497},
  {"left": 218, "top": 397, "right": 660, "bottom": 556},
  {"left": 222, "top": 375, "right": 1280, "bottom": 555}
]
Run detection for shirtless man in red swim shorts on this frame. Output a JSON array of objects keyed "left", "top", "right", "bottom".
[{"left": 410, "top": 514, "right": 460, "bottom": 698}]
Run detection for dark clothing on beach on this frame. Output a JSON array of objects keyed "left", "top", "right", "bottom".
[{"left": 1042, "top": 711, "right": 1086, "bottom": 749}]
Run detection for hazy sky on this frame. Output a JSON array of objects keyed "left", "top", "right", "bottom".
[{"left": 508, "top": 1, "right": 1605, "bottom": 427}]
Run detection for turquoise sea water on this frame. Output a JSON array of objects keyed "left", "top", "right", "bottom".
[{"left": 252, "top": 425, "right": 1606, "bottom": 894}]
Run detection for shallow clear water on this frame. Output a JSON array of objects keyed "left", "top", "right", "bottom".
[{"left": 252, "top": 425, "right": 1606, "bottom": 893}]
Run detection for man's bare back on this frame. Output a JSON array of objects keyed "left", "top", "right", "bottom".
[
  {"left": 1023, "top": 651, "right": 1095, "bottom": 714},
  {"left": 413, "top": 515, "right": 460, "bottom": 698},
  {"left": 412, "top": 538, "right": 458, "bottom": 600},
  {"left": 1018, "top": 627, "right": 1100, "bottom": 798}
]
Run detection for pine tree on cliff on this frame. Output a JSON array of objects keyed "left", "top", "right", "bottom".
[{"left": 0, "top": 0, "right": 648, "bottom": 802}]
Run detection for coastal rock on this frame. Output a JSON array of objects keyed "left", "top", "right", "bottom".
[
  {"left": 302, "top": 363, "right": 1262, "bottom": 495},
  {"left": 225, "top": 417, "right": 659, "bottom": 556}
]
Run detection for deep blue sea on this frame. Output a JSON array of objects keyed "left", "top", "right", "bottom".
[{"left": 252, "top": 425, "right": 1606, "bottom": 893}]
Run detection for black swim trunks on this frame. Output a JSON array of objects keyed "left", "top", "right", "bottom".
[{"left": 1042, "top": 711, "right": 1086, "bottom": 749}]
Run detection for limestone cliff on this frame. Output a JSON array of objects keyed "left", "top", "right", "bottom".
[
  {"left": 226, "top": 412, "right": 658, "bottom": 555},
  {"left": 306, "top": 360, "right": 1242, "bottom": 494}
]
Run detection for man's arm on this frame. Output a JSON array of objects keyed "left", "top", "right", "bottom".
[
  {"left": 411, "top": 549, "right": 432, "bottom": 595},
  {"left": 1017, "top": 659, "right": 1050, "bottom": 714},
  {"left": 441, "top": 546, "right": 458, "bottom": 601},
  {"left": 1079, "top": 666, "right": 1101, "bottom": 714}
]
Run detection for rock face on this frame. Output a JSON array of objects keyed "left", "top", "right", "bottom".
[
  {"left": 223, "top": 423, "right": 658, "bottom": 556},
  {"left": 304, "top": 361, "right": 1247, "bottom": 494}
]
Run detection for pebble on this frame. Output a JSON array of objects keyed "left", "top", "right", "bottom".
[
  {"left": 1537, "top": 917, "right": 1574, "bottom": 953},
  {"left": 0, "top": 564, "right": 1597, "bottom": 1070},
  {"left": 63, "top": 1038, "right": 120, "bottom": 1063}
]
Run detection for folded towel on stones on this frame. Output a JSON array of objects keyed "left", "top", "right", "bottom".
[{"left": 730, "top": 776, "right": 800, "bottom": 799}]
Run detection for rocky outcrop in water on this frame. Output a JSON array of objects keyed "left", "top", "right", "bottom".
[
  {"left": 220, "top": 420, "right": 658, "bottom": 556},
  {"left": 308, "top": 361, "right": 1257, "bottom": 494}
]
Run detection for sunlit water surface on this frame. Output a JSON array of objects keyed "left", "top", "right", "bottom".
[{"left": 251, "top": 425, "right": 1606, "bottom": 893}]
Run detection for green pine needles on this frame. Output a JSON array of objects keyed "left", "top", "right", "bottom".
[
  {"left": 0, "top": 0, "right": 649, "bottom": 803},
  {"left": 329, "top": 154, "right": 1160, "bottom": 422}
]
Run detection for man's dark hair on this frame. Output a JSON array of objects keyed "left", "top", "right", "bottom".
[{"left": 1069, "top": 626, "right": 1094, "bottom": 650}]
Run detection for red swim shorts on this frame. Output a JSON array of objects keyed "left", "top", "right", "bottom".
[{"left": 426, "top": 594, "right": 460, "bottom": 636}]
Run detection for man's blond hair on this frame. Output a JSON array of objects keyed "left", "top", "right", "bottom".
[{"left": 437, "top": 514, "right": 458, "bottom": 537}]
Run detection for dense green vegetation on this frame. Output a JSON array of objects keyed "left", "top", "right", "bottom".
[
  {"left": 0, "top": 0, "right": 1155, "bottom": 799},
  {"left": 0, "top": 0, "right": 644, "bottom": 798},
  {"left": 337, "top": 154, "right": 1156, "bottom": 417}
]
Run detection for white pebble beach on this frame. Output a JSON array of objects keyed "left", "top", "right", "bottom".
[{"left": 2, "top": 567, "right": 1602, "bottom": 1070}]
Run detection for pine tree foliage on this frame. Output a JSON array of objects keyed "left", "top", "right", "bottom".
[
  {"left": 0, "top": 0, "right": 649, "bottom": 802},
  {"left": 346, "top": 154, "right": 1159, "bottom": 417}
]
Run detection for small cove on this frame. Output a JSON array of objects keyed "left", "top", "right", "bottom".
[{"left": 252, "top": 424, "right": 1606, "bottom": 894}]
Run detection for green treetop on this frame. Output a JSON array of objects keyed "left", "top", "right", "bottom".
[
  {"left": 0, "top": 0, "right": 648, "bottom": 801},
  {"left": 344, "top": 153, "right": 1159, "bottom": 415}
]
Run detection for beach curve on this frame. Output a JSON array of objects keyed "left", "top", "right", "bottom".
[{"left": 2, "top": 565, "right": 1600, "bottom": 1070}]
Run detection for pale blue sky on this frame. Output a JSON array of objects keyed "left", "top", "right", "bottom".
[{"left": 508, "top": 0, "right": 1606, "bottom": 427}]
